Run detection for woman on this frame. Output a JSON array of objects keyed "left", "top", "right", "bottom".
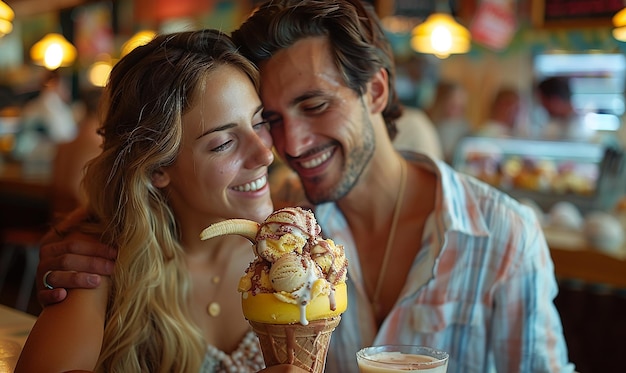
[{"left": 16, "top": 30, "right": 297, "bottom": 373}]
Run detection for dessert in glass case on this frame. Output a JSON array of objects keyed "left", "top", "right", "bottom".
[{"left": 452, "top": 136, "right": 623, "bottom": 213}]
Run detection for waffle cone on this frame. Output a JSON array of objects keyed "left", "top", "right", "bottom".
[{"left": 249, "top": 316, "right": 341, "bottom": 373}]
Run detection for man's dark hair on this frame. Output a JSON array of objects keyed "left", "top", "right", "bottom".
[
  {"left": 232, "top": 0, "right": 402, "bottom": 140},
  {"left": 538, "top": 76, "right": 572, "bottom": 101}
]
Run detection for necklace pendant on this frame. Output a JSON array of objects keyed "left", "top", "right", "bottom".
[{"left": 207, "top": 302, "right": 221, "bottom": 317}]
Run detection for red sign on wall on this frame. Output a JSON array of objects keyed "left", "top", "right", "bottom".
[
  {"left": 470, "top": 0, "right": 517, "bottom": 51},
  {"left": 134, "top": 0, "right": 215, "bottom": 22}
]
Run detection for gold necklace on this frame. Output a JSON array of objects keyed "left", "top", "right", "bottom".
[
  {"left": 207, "top": 275, "right": 222, "bottom": 317},
  {"left": 206, "top": 248, "right": 235, "bottom": 318},
  {"left": 372, "top": 159, "right": 407, "bottom": 315}
]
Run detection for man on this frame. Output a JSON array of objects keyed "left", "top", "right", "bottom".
[
  {"left": 535, "top": 76, "right": 595, "bottom": 141},
  {"left": 38, "top": 1, "right": 574, "bottom": 372}
]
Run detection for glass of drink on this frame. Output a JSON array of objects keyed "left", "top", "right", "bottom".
[{"left": 356, "top": 345, "right": 449, "bottom": 373}]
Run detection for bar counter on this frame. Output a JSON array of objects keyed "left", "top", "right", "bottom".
[{"left": 544, "top": 227, "right": 626, "bottom": 288}]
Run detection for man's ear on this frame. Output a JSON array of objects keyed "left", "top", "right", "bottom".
[
  {"left": 367, "top": 67, "right": 389, "bottom": 114},
  {"left": 151, "top": 168, "right": 170, "bottom": 188}
]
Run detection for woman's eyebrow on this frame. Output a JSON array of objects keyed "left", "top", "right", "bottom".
[{"left": 196, "top": 123, "right": 236, "bottom": 140}]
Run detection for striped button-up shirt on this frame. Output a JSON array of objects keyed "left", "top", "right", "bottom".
[{"left": 320, "top": 153, "right": 575, "bottom": 373}]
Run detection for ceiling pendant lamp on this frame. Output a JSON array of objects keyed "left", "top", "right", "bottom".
[
  {"left": 411, "top": 12, "right": 471, "bottom": 59},
  {"left": 0, "top": 0, "right": 15, "bottom": 37},
  {"left": 612, "top": 8, "right": 626, "bottom": 42},
  {"left": 30, "top": 33, "right": 77, "bottom": 70}
]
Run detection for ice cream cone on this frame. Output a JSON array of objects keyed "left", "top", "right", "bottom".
[
  {"left": 249, "top": 316, "right": 341, "bottom": 373},
  {"left": 200, "top": 208, "right": 347, "bottom": 371}
]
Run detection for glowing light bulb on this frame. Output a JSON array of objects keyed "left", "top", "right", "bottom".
[
  {"left": 44, "top": 43, "right": 63, "bottom": 70},
  {"left": 431, "top": 25, "right": 452, "bottom": 53}
]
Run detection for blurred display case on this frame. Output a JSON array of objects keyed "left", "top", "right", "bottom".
[{"left": 452, "top": 136, "right": 625, "bottom": 213}]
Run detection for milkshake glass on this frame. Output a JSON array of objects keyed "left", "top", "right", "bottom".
[{"left": 356, "top": 345, "right": 448, "bottom": 373}]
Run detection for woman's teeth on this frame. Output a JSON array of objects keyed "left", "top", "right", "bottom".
[
  {"left": 300, "top": 149, "right": 331, "bottom": 169},
  {"left": 232, "top": 175, "right": 267, "bottom": 192}
]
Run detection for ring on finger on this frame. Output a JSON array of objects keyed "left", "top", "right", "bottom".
[{"left": 43, "top": 270, "right": 54, "bottom": 290}]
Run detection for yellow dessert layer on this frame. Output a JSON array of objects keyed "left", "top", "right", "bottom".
[{"left": 242, "top": 282, "right": 347, "bottom": 324}]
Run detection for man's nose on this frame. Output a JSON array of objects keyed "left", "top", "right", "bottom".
[{"left": 282, "top": 119, "right": 314, "bottom": 158}]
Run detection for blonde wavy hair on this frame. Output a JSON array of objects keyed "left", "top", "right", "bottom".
[{"left": 80, "top": 30, "right": 260, "bottom": 373}]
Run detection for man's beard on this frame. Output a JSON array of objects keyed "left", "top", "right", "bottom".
[{"left": 303, "top": 112, "right": 375, "bottom": 205}]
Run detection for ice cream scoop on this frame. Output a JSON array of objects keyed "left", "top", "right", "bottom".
[
  {"left": 269, "top": 252, "right": 318, "bottom": 294},
  {"left": 200, "top": 207, "right": 347, "bottom": 325}
]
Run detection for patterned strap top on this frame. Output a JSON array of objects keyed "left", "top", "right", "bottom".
[{"left": 200, "top": 330, "right": 265, "bottom": 372}]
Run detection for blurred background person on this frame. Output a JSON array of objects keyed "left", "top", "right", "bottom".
[
  {"left": 476, "top": 87, "right": 523, "bottom": 138},
  {"left": 50, "top": 87, "right": 103, "bottom": 218},
  {"left": 11, "top": 70, "right": 77, "bottom": 175},
  {"left": 393, "top": 106, "right": 443, "bottom": 159},
  {"left": 534, "top": 76, "right": 596, "bottom": 141},
  {"left": 425, "top": 81, "right": 471, "bottom": 164},
  {"left": 14, "top": 70, "right": 77, "bottom": 160}
]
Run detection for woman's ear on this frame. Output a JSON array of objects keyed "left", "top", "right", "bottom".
[
  {"left": 151, "top": 168, "right": 170, "bottom": 188},
  {"left": 367, "top": 67, "right": 389, "bottom": 114}
]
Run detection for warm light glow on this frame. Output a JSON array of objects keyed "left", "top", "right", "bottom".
[
  {"left": 0, "top": 18, "right": 11, "bottom": 36},
  {"left": 613, "top": 26, "right": 626, "bottom": 42},
  {"left": 88, "top": 60, "right": 114, "bottom": 87},
  {"left": 0, "top": 1, "right": 14, "bottom": 22},
  {"left": 30, "top": 33, "right": 77, "bottom": 70},
  {"left": 613, "top": 8, "right": 626, "bottom": 41},
  {"left": 0, "top": 0, "right": 14, "bottom": 37},
  {"left": 613, "top": 8, "right": 626, "bottom": 27},
  {"left": 411, "top": 13, "right": 471, "bottom": 59},
  {"left": 121, "top": 30, "right": 157, "bottom": 57}
]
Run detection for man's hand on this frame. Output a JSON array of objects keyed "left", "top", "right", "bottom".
[{"left": 36, "top": 208, "right": 117, "bottom": 307}]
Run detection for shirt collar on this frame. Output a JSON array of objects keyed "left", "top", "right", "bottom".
[{"left": 401, "top": 151, "right": 491, "bottom": 238}]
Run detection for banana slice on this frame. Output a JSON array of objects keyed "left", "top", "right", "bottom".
[{"left": 199, "top": 219, "right": 260, "bottom": 242}]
